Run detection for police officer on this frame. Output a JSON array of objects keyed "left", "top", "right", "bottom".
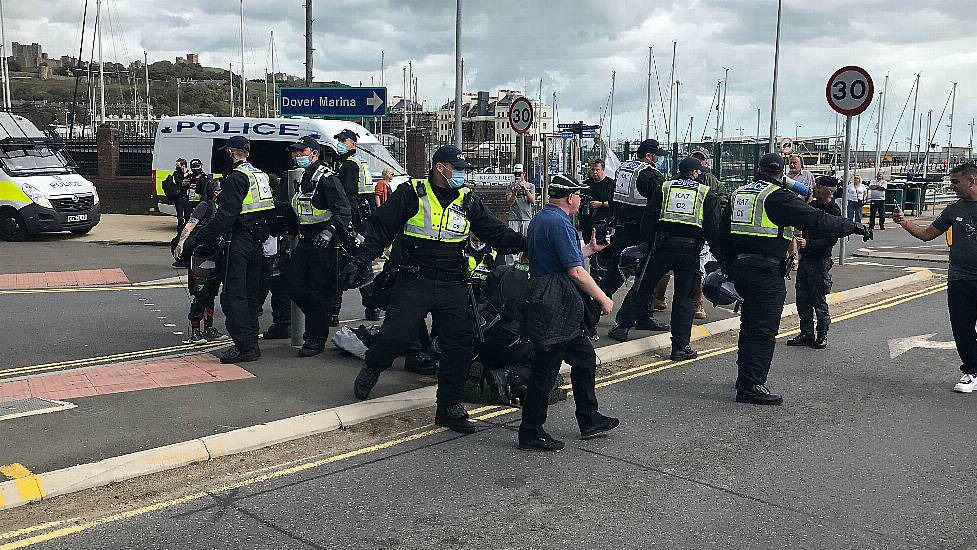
[
  {"left": 339, "top": 145, "right": 525, "bottom": 433},
  {"left": 591, "top": 139, "right": 671, "bottom": 333},
  {"left": 609, "top": 157, "right": 724, "bottom": 360},
  {"left": 786, "top": 175, "right": 843, "bottom": 350},
  {"left": 259, "top": 173, "right": 296, "bottom": 340},
  {"left": 722, "top": 153, "right": 871, "bottom": 404},
  {"left": 285, "top": 135, "right": 353, "bottom": 357},
  {"left": 194, "top": 135, "right": 275, "bottom": 363},
  {"left": 185, "top": 159, "right": 212, "bottom": 208},
  {"left": 334, "top": 129, "right": 380, "bottom": 323}
]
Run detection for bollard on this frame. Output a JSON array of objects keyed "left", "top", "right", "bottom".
[{"left": 287, "top": 168, "right": 306, "bottom": 348}]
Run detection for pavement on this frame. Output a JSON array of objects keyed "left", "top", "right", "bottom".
[{"left": 0, "top": 280, "right": 967, "bottom": 549}]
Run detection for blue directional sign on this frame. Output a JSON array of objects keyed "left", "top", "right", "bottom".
[{"left": 279, "top": 87, "right": 388, "bottom": 118}]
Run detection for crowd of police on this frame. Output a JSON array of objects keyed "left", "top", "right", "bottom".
[{"left": 169, "top": 128, "right": 879, "bottom": 448}]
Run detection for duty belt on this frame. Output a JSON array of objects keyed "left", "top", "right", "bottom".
[
  {"left": 658, "top": 235, "right": 701, "bottom": 246},
  {"left": 735, "top": 253, "right": 781, "bottom": 265}
]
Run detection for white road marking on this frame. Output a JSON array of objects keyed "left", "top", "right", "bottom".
[{"left": 888, "top": 333, "right": 957, "bottom": 358}]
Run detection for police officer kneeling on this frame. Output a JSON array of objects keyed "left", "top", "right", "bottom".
[
  {"left": 609, "top": 157, "right": 724, "bottom": 361},
  {"left": 786, "top": 175, "right": 843, "bottom": 350},
  {"left": 723, "top": 153, "right": 871, "bottom": 405},
  {"left": 339, "top": 145, "right": 525, "bottom": 433},
  {"left": 286, "top": 135, "right": 353, "bottom": 357},
  {"left": 194, "top": 136, "right": 275, "bottom": 363}
]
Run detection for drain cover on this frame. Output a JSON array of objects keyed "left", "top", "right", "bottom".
[{"left": 0, "top": 397, "right": 75, "bottom": 421}]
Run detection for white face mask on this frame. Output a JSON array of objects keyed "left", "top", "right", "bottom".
[{"left": 471, "top": 241, "right": 486, "bottom": 251}]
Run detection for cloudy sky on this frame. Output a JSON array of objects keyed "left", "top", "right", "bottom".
[{"left": 13, "top": 0, "right": 977, "bottom": 149}]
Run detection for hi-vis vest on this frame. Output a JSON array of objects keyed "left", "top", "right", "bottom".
[
  {"left": 234, "top": 162, "right": 275, "bottom": 214},
  {"left": 403, "top": 179, "right": 471, "bottom": 243},
  {"left": 466, "top": 248, "right": 497, "bottom": 283},
  {"left": 729, "top": 181, "right": 794, "bottom": 240},
  {"left": 290, "top": 165, "right": 334, "bottom": 225},
  {"left": 614, "top": 160, "right": 659, "bottom": 206},
  {"left": 660, "top": 179, "right": 710, "bottom": 227},
  {"left": 354, "top": 155, "right": 375, "bottom": 195}
]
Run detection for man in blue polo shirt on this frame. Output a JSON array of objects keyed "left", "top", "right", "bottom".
[{"left": 519, "top": 174, "right": 620, "bottom": 452}]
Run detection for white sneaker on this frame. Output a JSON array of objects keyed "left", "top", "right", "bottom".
[{"left": 953, "top": 374, "right": 977, "bottom": 393}]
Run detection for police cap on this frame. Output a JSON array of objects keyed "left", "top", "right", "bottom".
[
  {"left": 189, "top": 158, "right": 203, "bottom": 169},
  {"left": 287, "top": 135, "right": 320, "bottom": 152},
  {"left": 548, "top": 174, "right": 588, "bottom": 199},
  {"left": 333, "top": 129, "right": 359, "bottom": 142},
  {"left": 758, "top": 153, "right": 785, "bottom": 171},
  {"left": 220, "top": 135, "right": 250, "bottom": 150},
  {"left": 678, "top": 156, "right": 703, "bottom": 176},
  {"left": 431, "top": 145, "right": 472, "bottom": 169},
  {"left": 637, "top": 139, "right": 668, "bottom": 158},
  {"left": 814, "top": 175, "right": 840, "bottom": 188}
]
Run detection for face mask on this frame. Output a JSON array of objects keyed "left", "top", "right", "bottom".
[
  {"left": 470, "top": 241, "right": 486, "bottom": 251},
  {"left": 448, "top": 169, "right": 466, "bottom": 189},
  {"left": 192, "top": 168, "right": 202, "bottom": 175},
  {"left": 655, "top": 156, "right": 668, "bottom": 171},
  {"left": 295, "top": 155, "right": 312, "bottom": 168},
  {"left": 336, "top": 142, "right": 348, "bottom": 155}
]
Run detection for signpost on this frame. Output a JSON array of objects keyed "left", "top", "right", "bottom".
[
  {"left": 509, "top": 96, "right": 533, "bottom": 169},
  {"left": 279, "top": 86, "right": 387, "bottom": 118},
  {"left": 826, "top": 65, "right": 874, "bottom": 265}
]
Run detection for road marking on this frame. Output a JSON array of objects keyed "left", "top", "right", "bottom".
[
  {"left": 0, "top": 283, "right": 951, "bottom": 549},
  {"left": 0, "top": 520, "right": 76, "bottom": 541},
  {"left": 888, "top": 333, "right": 956, "bottom": 358},
  {"left": 0, "top": 464, "right": 45, "bottom": 505},
  {"left": 0, "top": 283, "right": 185, "bottom": 296}
]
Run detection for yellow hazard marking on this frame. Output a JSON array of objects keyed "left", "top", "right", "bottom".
[
  {"left": 0, "top": 464, "right": 45, "bottom": 504},
  {"left": 0, "top": 282, "right": 950, "bottom": 549}
]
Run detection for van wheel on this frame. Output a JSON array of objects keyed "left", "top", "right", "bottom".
[
  {"left": 70, "top": 226, "right": 93, "bottom": 235},
  {"left": 0, "top": 208, "right": 28, "bottom": 241}
]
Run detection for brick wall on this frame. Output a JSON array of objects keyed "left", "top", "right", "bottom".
[
  {"left": 95, "top": 125, "right": 154, "bottom": 214},
  {"left": 472, "top": 184, "right": 510, "bottom": 224}
]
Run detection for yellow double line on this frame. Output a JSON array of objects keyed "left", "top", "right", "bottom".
[
  {"left": 0, "top": 283, "right": 185, "bottom": 296},
  {"left": 0, "top": 282, "right": 949, "bottom": 549}
]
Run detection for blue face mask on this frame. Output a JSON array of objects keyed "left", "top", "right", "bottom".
[
  {"left": 295, "top": 155, "right": 311, "bottom": 168},
  {"left": 655, "top": 156, "right": 668, "bottom": 171},
  {"left": 448, "top": 169, "right": 466, "bottom": 189},
  {"left": 336, "top": 142, "right": 348, "bottom": 155}
]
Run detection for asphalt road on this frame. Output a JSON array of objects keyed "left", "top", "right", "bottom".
[{"left": 10, "top": 285, "right": 972, "bottom": 550}]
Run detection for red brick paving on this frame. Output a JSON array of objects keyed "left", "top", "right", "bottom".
[
  {"left": 0, "top": 354, "right": 253, "bottom": 401},
  {"left": 0, "top": 268, "right": 129, "bottom": 289}
]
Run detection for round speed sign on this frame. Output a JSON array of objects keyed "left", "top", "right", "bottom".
[
  {"left": 508, "top": 96, "right": 534, "bottom": 134},
  {"left": 826, "top": 66, "right": 874, "bottom": 117}
]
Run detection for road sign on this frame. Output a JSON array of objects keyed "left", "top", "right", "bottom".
[
  {"left": 508, "top": 96, "right": 534, "bottom": 134},
  {"left": 779, "top": 137, "right": 794, "bottom": 154},
  {"left": 279, "top": 87, "right": 387, "bottom": 118},
  {"left": 825, "top": 66, "right": 874, "bottom": 117}
]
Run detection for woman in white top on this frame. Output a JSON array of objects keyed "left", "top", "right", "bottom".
[{"left": 846, "top": 175, "right": 867, "bottom": 223}]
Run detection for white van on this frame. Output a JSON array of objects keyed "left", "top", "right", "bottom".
[
  {"left": 0, "top": 113, "right": 100, "bottom": 241},
  {"left": 152, "top": 116, "right": 409, "bottom": 214}
]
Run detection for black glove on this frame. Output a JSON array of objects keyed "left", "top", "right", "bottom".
[
  {"left": 339, "top": 260, "right": 365, "bottom": 290},
  {"left": 854, "top": 224, "right": 874, "bottom": 242},
  {"left": 312, "top": 227, "right": 336, "bottom": 249}
]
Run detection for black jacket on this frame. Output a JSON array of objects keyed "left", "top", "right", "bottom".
[
  {"left": 521, "top": 273, "right": 586, "bottom": 349},
  {"left": 582, "top": 176, "right": 615, "bottom": 225},
  {"left": 800, "top": 200, "right": 842, "bottom": 259},
  {"left": 353, "top": 180, "right": 526, "bottom": 279}
]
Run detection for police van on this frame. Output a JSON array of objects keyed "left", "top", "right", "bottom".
[
  {"left": 152, "top": 116, "right": 409, "bottom": 214},
  {"left": 0, "top": 113, "right": 101, "bottom": 241}
]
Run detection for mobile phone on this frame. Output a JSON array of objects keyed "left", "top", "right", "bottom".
[{"left": 594, "top": 221, "right": 609, "bottom": 246}]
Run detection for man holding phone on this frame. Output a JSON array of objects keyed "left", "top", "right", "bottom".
[
  {"left": 893, "top": 162, "right": 977, "bottom": 393},
  {"left": 506, "top": 165, "right": 536, "bottom": 228}
]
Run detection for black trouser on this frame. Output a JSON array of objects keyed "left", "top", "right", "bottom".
[
  {"left": 729, "top": 258, "right": 787, "bottom": 387},
  {"left": 519, "top": 332, "right": 600, "bottom": 439},
  {"left": 795, "top": 256, "right": 832, "bottom": 337},
  {"left": 869, "top": 199, "right": 886, "bottom": 229},
  {"left": 365, "top": 274, "right": 473, "bottom": 405},
  {"left": 596, "top": 221, "right": 642, "bottom": 299},
  {"left": 174, "top": 196, "right": 192, "bottom": 235},
  {"left": 259, "top": 254, "right": 292, "bottom": 326},
  {"left": 221, "top": 230, "right": 264, "bottom": 352},
  {"left": 615, "top": 244, "right": 701, "bottom": 349},
  {"left": 948, "top": 278, "right": 977, "bottom": 375},
  {"left": 287, "top": 238, "right": 339, "bottom": 340},
  {"left": 189, "top": 277, "right": 220, "bottom": 325}
]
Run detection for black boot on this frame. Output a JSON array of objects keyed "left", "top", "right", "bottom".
[
  {"left": 608, "top": 325, "right": 630, "bottom": 342},
  {"left": 297, "top": 337, "right": 325, "bottom": 357},
  {"left": 735, "top": 383, "right": 783, "bottom": 405},
  {"left": 579, "top": 413, "right": 620, "bottom": 439},
  {"left": 670, "top": 344, "right": 697, "bottom": 361},
  {"left": 329, "top": 314, "right": 340, "bottom": 327},
  {"left": 404, "top": 353, "right": 437, "bottom": 375},
  {"left": 365, "top": 308, "right": 382, "bottom": 322},
  {"left": 786, "top": 333, "right": 815, "bottom": 347},
  {"left": 812, "top": 330, "right": 827, "bottom": 349},
  {"left": 262, "top": 323, "right": 291, "bottom": 340},
  {"left": 435, "top": 403, "right": 477, "bottom": 434},
  {"left": 219, "top": 345, "right": 260, "bottom": 364},
  {"left": 634, "top": 317, "right": 670, "bottom": 332},
  {"left": 519, "top": 430, "right": 565, "bottom": 451},
  {"left": 353, "top": 366, "right": 381, "bottom": 399}
]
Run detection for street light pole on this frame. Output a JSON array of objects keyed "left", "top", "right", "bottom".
[
  {"left": 453, "top": 0, "right": 462, "bottom": 149},
  {"left": 795, "top": 125, "right": 801, "bottom": 143},
  {"left": 768, "top": 0, "right": 782, "bottom": 153}
]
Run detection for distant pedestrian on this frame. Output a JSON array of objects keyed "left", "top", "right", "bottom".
[
  {"left": 505, "top": 164, "right": 536, "bottom": 264},
  {"left": 787, "top": 154, "right": 816, "bottom": 187},
  {"left": 172, "top": 158, "right": 191, "bottom": 232},
  {"left": 375, "top": 167, "right": 394, "bottom": 208},
  {"left": 193, "top": 136, "right": 275, "bottom": 363},
  {"left": 892, "top": 163, "right": 977, "bottom": 393},
  {"left": 519, "top": 174, "right": 619, "bottom": 452},
  {"left": 580, "top": 159, "right": 614, "bottom": 243},
  {"left": 868, "top": 170, "right": 887, "bottom": 230},
  {"left": 847, "top": 175, "right": 867, "bottom": 223}
]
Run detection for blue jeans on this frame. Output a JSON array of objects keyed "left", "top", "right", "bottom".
[{"left": 847, "top": 201, "right": 863, "bottom": 223}]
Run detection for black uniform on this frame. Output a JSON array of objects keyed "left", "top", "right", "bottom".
[
  {"left": 194, "top": 162, "right": 271, "bottom": 354},
  {"left": 614, "top": 177, "right": 724, "bottom": 350},
  {"left": 795, "top": 199, "right": 842, "bottom": 339},
  {"left": 287, "top": 162, "right": 352, "bottom": 344},
  {"left": 258, "top": 178, "right": 296, "bottom": 332},
  {"left": 335, "top": 150, "right": 377, "bottom": 317},
  {"left": 720, "top": 173, "right": 863, "bottom": 392},
  {"left": 350, "top": 180, "right": 525, "bottom": 406},
  {"left": 579, "top": 175, "right": 615, "bottom": 240},
  {"left": 173, "top": 169, "right": 193, "bottom": 234}
]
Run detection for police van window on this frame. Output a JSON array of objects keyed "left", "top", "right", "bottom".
[
  {"left": 357, "top": 143, "right": 407, "bottom": 177},
  {"left": 0, "top": 145, "right": 72, "bottom": 175},
  {"left": 211, "top": 138, "right": 294, "bottom": 180}
]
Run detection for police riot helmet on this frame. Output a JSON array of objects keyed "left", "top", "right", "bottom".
[
  {"left": 618, "top": 244, "right": 647, "bottom": 279},
  {"left": 702, "top": 270, "right": 743, "bottom": 310}
]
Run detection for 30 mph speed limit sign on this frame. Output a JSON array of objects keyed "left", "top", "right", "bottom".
[
  {"left": 826, "top": 66, "right": 874, "bottom": 116},
  {"left": 508, "top": 96, "right": 534, "bottom": 134}
]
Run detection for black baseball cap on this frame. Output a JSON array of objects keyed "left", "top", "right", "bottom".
[
  {"left": 189, "top": 158, "right": 202, "bottom": 169},
  {"left": 637, "top": 139, "right": 668, "bottom": 158},
  {"left": 219, "top": 135, "right": 250, "bottom": 150},
  {"left": 333, "top": 129, "right": 359, "bottom": 142},
  {"left": 758, "top": 153, "right": 785, "bottom": 171},
  {"left": 287, "top": 135, "right": 320, "bottom": 152},
  {"left": 678, "top": 156, "right": 703, "bottom": 175},
  {"left": 431, "top": 145, "right": 471, "bottom": 169},
  {"left": 548, "top": 174, "right": 588, "bottom": 198},
  {"left": 814, "top": 175, "right": 839, "bottom": 187}
]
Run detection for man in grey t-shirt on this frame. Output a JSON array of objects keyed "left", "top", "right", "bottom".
[
  {"left": 506, "top": 163, "right": 536, "bottom": 263},
  {"left": 868, "top": 170, "right": 888, "bottom": 230},
  {"left": 894, "top": 162, "right": 977, "bottom": 393}
]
